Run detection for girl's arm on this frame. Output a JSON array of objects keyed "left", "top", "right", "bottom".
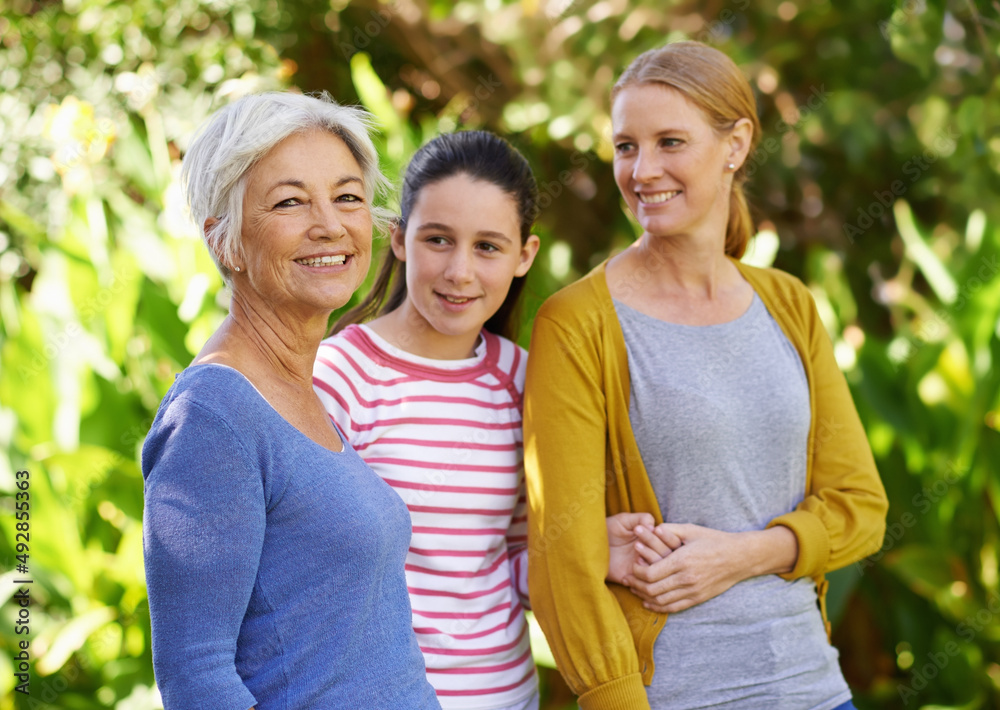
[
  {"left": 605, "top": 512, "right": 659, "bottom": 585},
  {"left": 524, "top": 313, "right": 652, "bottom": 710},
  {"left": 507, "top": 487, "right": 530, "bottom": 607}
]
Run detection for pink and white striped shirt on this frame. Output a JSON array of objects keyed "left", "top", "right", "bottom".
[{"left": 313, "top": 324, "right": 535, "bottom": 709}]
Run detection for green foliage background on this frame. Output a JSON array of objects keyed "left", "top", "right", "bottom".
[{"left": 1, "top": 0, "right": 998, "bottom": 708}]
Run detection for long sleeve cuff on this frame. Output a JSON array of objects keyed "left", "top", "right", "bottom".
[
  {"left": 767, "top": 510, "right": 830, "bottom": 580},
  {"left": 577, "top": 672, "right": 651, "bottom": 710}
]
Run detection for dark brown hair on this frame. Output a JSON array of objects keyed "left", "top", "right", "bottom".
[
  {"left": 331, "top": 130, "right": 538, "bottom": 340},
  {"left": 612, "top": 41, "right": 761, "bottom": 258}
]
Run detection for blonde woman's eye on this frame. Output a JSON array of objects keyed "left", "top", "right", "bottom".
[
  {"left": 337, "top": 194, "right": 363, "bottom": 202},
  {"left": 614, "top": 142, "right": 634, "bottom": 153}
]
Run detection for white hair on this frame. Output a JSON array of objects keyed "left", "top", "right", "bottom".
[{"left": 181, "top": 91, "right": 391, "bottom": 284}]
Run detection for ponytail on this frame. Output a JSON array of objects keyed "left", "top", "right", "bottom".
[
  {"left": 329, "top": 243, "right": 407, "bottom": 335},
  {"left": 725, "top": 181, "right": 754, "bottom": 259}
]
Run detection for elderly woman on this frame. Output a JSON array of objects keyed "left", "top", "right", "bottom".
[
  {"left": 524, "top": 43, "right": 888, "bottom": 710},
  {"left": 141, "top": 92, "right": 440, "bottom": 709}
]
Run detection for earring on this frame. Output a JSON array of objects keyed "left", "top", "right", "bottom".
[
  {"left": 234, "top": 266, "right": 241, "bottom": 272},
  {"left": 727, "top": 163, "right": 736, "bottom": 171}
]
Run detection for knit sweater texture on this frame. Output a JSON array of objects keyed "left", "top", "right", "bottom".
[{"left": 142, "top": 364, "right": 441, "bottom": 710}]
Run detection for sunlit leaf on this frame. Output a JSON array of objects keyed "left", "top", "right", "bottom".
[
  {"left": 36, "top": 606, "right": 117, "bottom": 676},
  {"left": 895, "top": 200, "right": 958, "bottom": 305}
]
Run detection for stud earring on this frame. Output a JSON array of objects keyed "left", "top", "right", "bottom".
[
  {"left": 234, "top": 266, "right": 241, "bottom": 272},
  {"left": 727, "top": 163, "right": 736, "bottom": 171}
]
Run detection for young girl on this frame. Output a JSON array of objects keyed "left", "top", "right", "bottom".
[{"left": 313, "top": 131, "right": 650, "bottom": 710}]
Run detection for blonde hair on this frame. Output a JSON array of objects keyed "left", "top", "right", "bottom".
[{"left": 612, "top": 41, "right": 761, "bottom": 258}]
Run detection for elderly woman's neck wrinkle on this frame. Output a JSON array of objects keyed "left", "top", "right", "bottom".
[{"left": 228, "top": 297, "right": 324, "bottom": 386}]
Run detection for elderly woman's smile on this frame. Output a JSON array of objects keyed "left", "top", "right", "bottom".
[
  {"left": 238, "top": 128, "right": 373, "bottom": 313},
  {"left": 294, "top": 253, "right": 348, "bottom": 266}
]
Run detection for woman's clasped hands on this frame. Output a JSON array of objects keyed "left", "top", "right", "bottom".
[{"left": 617, "top": 521, "right": 800, "bottom": 614}]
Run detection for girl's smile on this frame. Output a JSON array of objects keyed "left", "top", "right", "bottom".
[{"left": 378, "top": 174, "right": 539, "bottom": 360}]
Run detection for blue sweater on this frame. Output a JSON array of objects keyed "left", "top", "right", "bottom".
[{"left": 142, "top": 364, "right": 441, "bottom": 710}]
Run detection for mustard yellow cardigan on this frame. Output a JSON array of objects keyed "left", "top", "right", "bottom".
[{"left": 523, "top": 259, "right": 888, "bottom": 710}]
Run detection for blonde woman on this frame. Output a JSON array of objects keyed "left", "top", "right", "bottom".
[{"left": 524, "top": 43, "right": 888, "bottom": 710}]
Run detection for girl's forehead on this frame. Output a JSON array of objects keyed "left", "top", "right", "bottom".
[
  {"left": 406, "top": 176, "right": 520, "bottom": 233},
  {"left": 412, "top": 174, "right": 517, "bottom": 208}
]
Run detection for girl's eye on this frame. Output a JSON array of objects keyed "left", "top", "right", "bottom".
[
  {"left": 477, "top": 242, "right": 500, "bottom": 253},
  {"left": 426, "top": 236, "right": 449, "bottom": 245},
  {"left": 614, "top": 142, "right": 634, "bottom": 153}
]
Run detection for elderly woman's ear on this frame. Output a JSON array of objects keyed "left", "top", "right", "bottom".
[
  {"left": 203, "top": 217, "right": 221, "bottom": 254},
  {"left": 203, "top": 217, "right": 241, "bottom": 274}
]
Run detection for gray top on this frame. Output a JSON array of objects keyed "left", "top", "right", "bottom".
[{"left": 614, "top": 293, "right": 851, "bottom": 710}]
